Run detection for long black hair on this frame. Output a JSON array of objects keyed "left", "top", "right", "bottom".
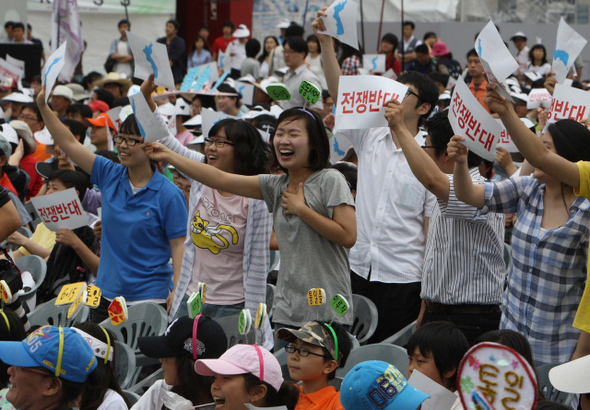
[
  {"left": 169, "top": 355, "right": 214, "bottom": 407},
  {"left": 208, "top": 119, "right": 271, "bottom": 175},
  {"left": 258, "top": 36, "right": 279, "bottom": 64},
  {"left": 243, "top": 373, "right": 299, "bottom": 410},
  {"left": 74, "top": 322, "right": 130, "bottom": 410}
]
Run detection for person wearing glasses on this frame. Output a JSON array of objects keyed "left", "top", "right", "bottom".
[
  {"left": 35, "top": 85, "right": 187, "bottom": 323},
  {"left": 312, "top": 10, "right": 438, "bottom": 343},
  {"left": 0, "top": 325, "right": 97, "bottom": 410},
  {"left": 137, "top": 76, "right": 273, "bottom": 343},
  {"left": 384, "top": 107, "right": 505, "bottom": 345},
  {"left": 276, "top": 321, "right": 352, "bottom": 410}
]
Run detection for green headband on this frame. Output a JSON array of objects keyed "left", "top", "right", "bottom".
[{"left": 323, "top": 323, "right": 338, "bottom": 362}]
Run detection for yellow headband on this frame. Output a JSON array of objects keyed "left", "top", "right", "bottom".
[
  {"left": 0, "top": 311, "right": 9, "bottom": 332},
  {"left": 100, "top": 326, "right": 111, "bottom": 365},
  {"left": 55, "top": 326, "right": 64, "bottom": 378}
]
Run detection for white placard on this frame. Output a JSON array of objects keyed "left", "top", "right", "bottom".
[
  {"left": 318, "top": 0, "right": 359, "bottom": 49},
  {"left": 106, "top": 107, "right": 124, "bottom": 132},
  {"left": 449, "top": 77, "right": 501, "bottom": 162},
  {"left": 408, "top": 370, "right": 457, "bottom": 410},
  {"left": 0, "top": 58, "right": 24, "bottom": 84},
  {"left": 128, "top": 92, "right": 170, "bottom": 143},
  {"left": 330, "top": 132, "right": 353, "bottom": 163},
  {"left": 382, "top": 68, "right": 397, "bottom": 80},
  {"left": 42, "top": 42, "right": 67, "bottom": 104},
  {"left": 335, "top": 75, "right": 408, "bottom": 130},
  {"left": 235, "top": 81, "right": 255, "bottom": 106},
  {"left": 475, "top": 21, "right": 519, "bottom": 103},
  {"left": 6, "top": 55, "right": 24, "bottom": 72},
  {"left": 218, "top": 50, "right": 230, "bottom": 73},
  {"left": 546, "top": 83, "right": 590, "bottom": 126},
  {"left": 31, "top": 188, "right": 89, "bottom": 232},
  {"left": 496, "top": 119, "right": 519, "bottom": 153},
  {"left": 167, "top": 115, "right": 177, "bottom": 136},
  {"left": 552, "top": 17, "right": 587, "bottom": 84},
  {"left": 527, "top": 88, "right": 552, "bottom": 109},
  {"left": 127, "top": 31, "right": 176, "bottom": 90},
  {"left": 362, "top": 54, "right": 386, "bottom": 73},
  {"left": 201, "top": 108, "right": 239, "bottom": 140}
]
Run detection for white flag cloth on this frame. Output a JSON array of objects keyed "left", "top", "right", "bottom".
[
  {"left": 318, "top": 0, "right": 359, "bottom": 49},
  {"left": 127, "top": 31, "right": 176, "bottom": 90},
  {"left": 51, "top": 0, "right": 84, "bottom": 82},
  {"left": 552, "top": 17, "right": 587, "bottom": 84}
]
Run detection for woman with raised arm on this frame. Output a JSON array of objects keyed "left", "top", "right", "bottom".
[
  {"left": 144, "top": 99, "right": 356, "bottom": 338},
  {"left": 448, "top": 106, "right": 590, "bottom": 366},
  {"left": 36, "top": 85, "right": 187, "bottom": 322}
]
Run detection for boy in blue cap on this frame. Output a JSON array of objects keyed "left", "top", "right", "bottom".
[{"left": 0, "top": 325, "right": 96, "bottom": 410}]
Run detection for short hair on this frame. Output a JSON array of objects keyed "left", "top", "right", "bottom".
[
  {"left": 285, "top": 37, "right": 308, "bottom": 57},
  {"left": 547, "top": 119, "right": 590, "bottom": 164},
  {"left": 11, "top": 22, "right": 24, "bottom": 31},
  {"left": 423, "top": 31, "right": 437, "bottom": 41},
  {"left": 27, "top": 23, "right": 32, "bottom": 31},
  {"left": 415, "top": 44, "right": 429, "bottom": 55},
  {"left": 92, "top": 88, "right": 115, "bottom": 108},
  {"left": 4, "top": 22, "right": 13, "bottom": 30},
  {"left": 403, "top": 20, "right": 415, "bottom": 30},
  {"left": 245, "top": 38, "right": 261, "bottom": 58},
  {"left": 62, "top": 119, "right": 87, "bottom": 145},
  {"left": 406, "top": 321, "right": 469, "bottom": 388},
  {"left": 118, "top": 19, "right": 130, "bottom": 29},
  {"left": 270, "top": 108, "right": 329, "bottom": 173},
  {"left": 216, "top": 83, "right": 241, "bottom": 105},
  {"left": 166, "top": 19, "right": 180, "bottom": 31},
  {"left": 112, "top": 97, "right": 130, "bottom": 108},
  {"left": 222, "top": 21, "right": 234, "bottom": 30},
  {"left": 466, "top": 48, "right": 479, "bottom": 59},
  {"left": 332, "top": 162, "right": 357, "bottom": 193},
  {"left": 82, "top": 71, "right": 103, "bottom": 90},
  {"left": 381, "top": 33, "right": 399, "bottom": 50},
  {"left": 208, "top": 119, "right": 270, "bottom": 175},
  {"left": 198, "top": 25, "right": 209, "bottom": 32},
  {"left": 119, "top": 113, "right": 141, "bottom": 137},
  {"left": 285, "top": 23, "right": 304, "bottom": 38},
  {"left": 47, "top": 169, "right": 89, "bottom": 202},
  {"left": 425, "top": 110, "right": 481, "bottom": 168},
  {"left": 66, "top": 103, "right": 93, "bottom": 121},
  {"left": 322, "top": 90, "right": 332, "bottom": 103},
  {"left": 397, "top": 71, "right": 439, "bottom": 125},
  {"left": 319, "top": 322, "right": 353, "bottom": 380},
  {"left": 22, "top": 103, "right": 43, "bottom": 122},
  {"left": 306, "top": 34, "right": 321, "bottom": 53}
]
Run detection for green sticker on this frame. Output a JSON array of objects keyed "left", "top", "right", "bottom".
[
  {"left": 330, "top": 294, "right": 349, "bottom": 316},
  {"left": 239, "top": 309, "right": 251, "bottom": 335},
  {"left": 187, "top": 292, "right": 202, "bottom": 319},
  {"left": 299, "top": 80, "right": 321, "bottom": 105},
  {"left": 266, "top": 84, "right": 291, "bottom": 101}
]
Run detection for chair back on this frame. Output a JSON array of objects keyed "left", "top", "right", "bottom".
[
  {"left": 336, "top": 343, "right": 409, "bottom": 380},
  {"left": 28, "top": 298, "right": 89, "bottom": 327},
  {"left": 215, "top": 314, "right": 256, "bottom": 347},
  {"left": 349, "top": 294, "right": 378, "bottom": 345},
  {"left": 537, "top": 363, "right": 575, "bottom": 405},
  {"left": 115, "top": 341, "right": 137, "bottom": 390}
]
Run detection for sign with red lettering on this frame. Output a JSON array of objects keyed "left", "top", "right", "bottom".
[
  {"left": 457, "top": 342, "right": 538, "bottom": 410},
  {"left": 449, "top": 77, "right": 501, "bottom": 162},
  {"left": 30, "top": 188, "right": 88, "bottom": 232},
  {"left": 335, "top": 75, "right": 408, "bottom": 130},
  {"left": 0, "top": 57, "right": 24, "bottom": 83},
  {"left": 527, "top": 88, "right": 552, "bottom": 110},
  {"left": 546, "top": 84, "right": 590, "bottom": 125}
]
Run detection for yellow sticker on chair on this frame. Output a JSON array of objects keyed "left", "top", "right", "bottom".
[
  {"left": 67, "top": 285, "right": 87, "bottom": 318},
  {"left": 56, "top": 282, "right": 86, "bottom": 305},
  {"left": 0, "top": 280, "right": 12, "bottom": 304},
  {"left": 85, "top": 285, "right": 101, "bottom": 308}
]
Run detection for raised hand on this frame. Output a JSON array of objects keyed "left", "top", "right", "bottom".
[{"left": 447, "top": 135, "right": 469, "bottom": 163}]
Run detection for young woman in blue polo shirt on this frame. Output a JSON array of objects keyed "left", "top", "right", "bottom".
[{"left": 37, "top": 86, "right": 187, "bottom": 322}]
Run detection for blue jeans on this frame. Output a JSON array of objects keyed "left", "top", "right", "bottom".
[{"left": 175, "top": 293, "right": 244, "bottom": 320}]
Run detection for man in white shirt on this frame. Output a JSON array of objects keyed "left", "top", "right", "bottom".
[
  {"left": 280, "top": 37, "right": 323, "bottom": 111},
  {"left": 312, "top": 12, "right": 439, "bottom": 343},
  {"left": 510, "top": 31, "right": 529, "bottom": 78},
  {"left": 226, "top": 24, "right": 250, "bottom": 79}
]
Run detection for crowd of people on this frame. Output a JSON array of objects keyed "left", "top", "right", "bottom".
[{"left": 0, "top": 7, "right": 589, "bottom": 410}]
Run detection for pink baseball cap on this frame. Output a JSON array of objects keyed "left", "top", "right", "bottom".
[{"left": 194, "top": 344, "right": 283, "bottom": 392}]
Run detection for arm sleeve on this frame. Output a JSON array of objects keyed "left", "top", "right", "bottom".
[
  {"left": 575, "top": 161, "right": 590, "bottom": 200},
  {"left": 162, "top": 185, "right": 188, "bottom": 240},
  {"left": 258, "top": 174, "right": 281, "bottom": 213},
  {"left": 439, "top": 173, "right": 488, "bottom": 221},
  {"left": 478, "top": 177, "right": 528, "bottom": 215},
  {"left": 109, "top": 39, "right": 117, "bottom": 56},
  {"left": 90, "top": 155, "right": 119, "bottom": 188},
  {"left": 322, "top": 170, "right": 355, "bottom": 211}
]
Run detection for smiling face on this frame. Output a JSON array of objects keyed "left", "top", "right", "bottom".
[
  {"left": 215, "top": 95, "right": 237, "bottom": 115},
  {"left": 273, "top": 117, "right": 311, "bottom": 171},
  {"left": 115, "top": 134, "right": 148, "bottom": 169},
  {"left": 205, "top": 127, "right": 236, "bottom": 173},
  {"left": 211, "top": 374, "right": 253, "bottom": 410},
  {"left": 7, "top": 366, "right": 54, "bottom": 409}
]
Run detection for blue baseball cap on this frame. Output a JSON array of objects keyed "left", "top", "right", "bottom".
[
  {"left": 0, "top": 325, "right": 97, "bottom": 383},
  {"left": 340, "top": 361, "right": 429, "bottom": 410}
]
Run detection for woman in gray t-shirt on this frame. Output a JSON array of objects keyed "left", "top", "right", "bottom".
[{"left": 147, "top": 108, "right": 356, "bottom": 329}]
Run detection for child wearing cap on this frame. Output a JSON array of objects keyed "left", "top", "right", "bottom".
[
  {"left": 340, "top": 361, "right": 429, "bottom": 410},
  {"left": 276, "top": 321, "right": 352, "bottom": 410},
  {"left": 406, "top": 321, "right": 469, "bottom": 409},
  {"left": 195, "top": 344, "right": 300, "bottom": 410},
  {"left": 133, "top": 315, "right": 228, "bottom": 409}
]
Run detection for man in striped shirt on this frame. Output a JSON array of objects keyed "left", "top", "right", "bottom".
[{"left": 386, "top": 107, "right": 505, "bottom": 345}]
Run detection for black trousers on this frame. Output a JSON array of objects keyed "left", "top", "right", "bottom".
[
  {"left": 421, "top": 307, "right": 501, "bottom": 346},
  {"left": 351, "top": 271, "right": 421, "bottom": 344}
]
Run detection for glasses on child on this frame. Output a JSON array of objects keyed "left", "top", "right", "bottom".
[
  {"left": 284, "top": 343, "right": 329, "bottom": 358},
  {"left": 113, "top": 135, "right": 141, "bottom": 146},
  {"left": 204, "top": 137, "right": 234, "bottom": 148}
]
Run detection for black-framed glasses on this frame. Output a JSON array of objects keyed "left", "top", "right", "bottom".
[
  {"left": 17, "top": 114, "right": 40, "bottom": 122},
  {"left": 113, "top": 135, "right": 141, "bottom": 146},
  {"left": 204, "top": 137, "right": 234, "bottom": 148},
  {"left": 406, "top": 89, "right": 421, "bottom": 100},
  {"left": 285, "top": 343, "right": 329, "bottom": 359}
]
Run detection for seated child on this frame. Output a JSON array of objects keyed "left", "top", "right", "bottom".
[
  {"left": 406, "top": 321, "right": 470, "bottom": 410},
  {"left": 340, "top": 361, "right": 428, "bottom": 410},
  {"left": 276, "top": 321, "right": 352, "bottom": 410}
]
